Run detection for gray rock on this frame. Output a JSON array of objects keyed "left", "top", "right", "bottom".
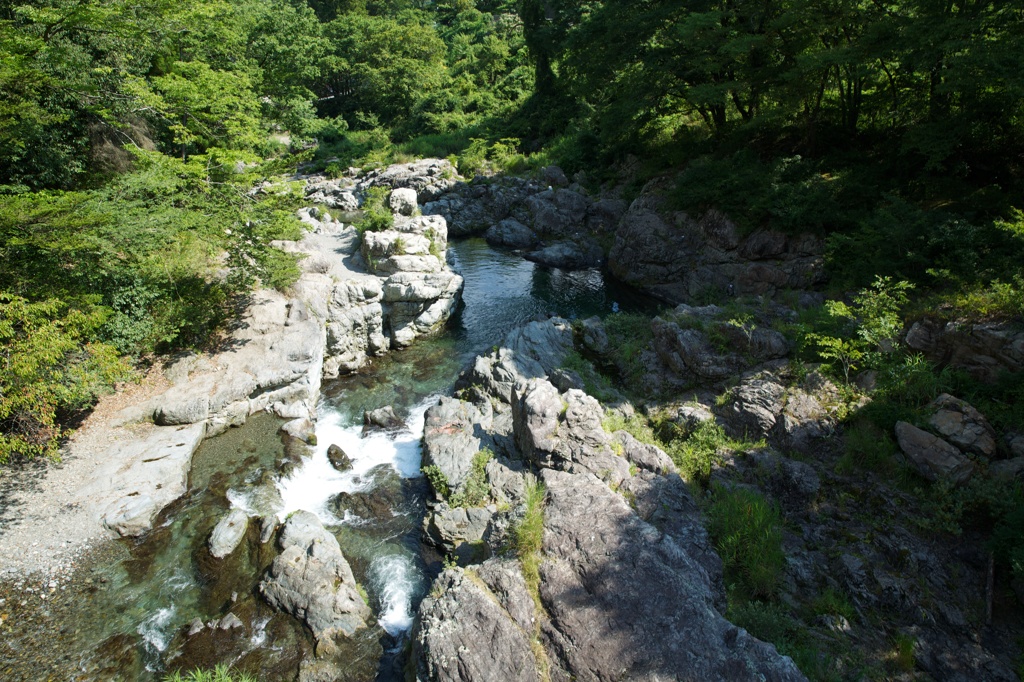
[
  {"left": 749, "top": 450, "right": 821, "bottom": 506},
  {"left": 524, "top": 189, "right": 589, "bottom": 236},
  {"left": 989, "top": 457, "right": 1024, "bottom": 481},
  {"left": 485, "top": 218, "right": 538, "bottom": 249},
  {"left": 459, "top": 317, "right": 574, "bottom": 404},
  {"left": 363, "top": 405, "right": 404, "bottom": 431},
  {"left": 538, "top": 469, "right": 806, "bottom": 681},
  {"left": 217, "top": 613, "right": 244, "bottom": 631},
  {"left": 259, "top": 511, "right": 370, "bottom": 640},
  {"left": 895, "top": 421, "right": 975, "bottom": 484},
  {"left": 728, "top": 374, "right": 787, "bottom": 437},
  {"left": 524, "top": 239, "right": 604, "bottom": 270},
  {"left": 154, "top": 395, "right": 209, "bottom": 426},
  {"left": 96, "top": 422, "right": 207, "bottom": 537},
  {"left": 388, "top": 187, "right": 418, "bottom": 216},
  {"left": 906, "top": 318, "right": 1024, "bottom": 382},
  {"left": 512, "top": 379, "right": 631, "bottom": 485},
  {"left": 422, "top": 397, "right": 493, "bottom": 490},
  {"left": 614, "top": 431, "right": 677, "bottom": 475},
  {"left": 208, "top": 508, "right": 250, "bottom": 559},
  {"left": 423, "top": 505, "right": 494, "bottom": 552},
  {"left": 541, "top": 165, "right": 568, "bottom": 187},
  {"left": 928, "top": 394, "right": 997, "bottom": 458},
  {"left": 188, "top": 617, "right": 205, "bottom": 636},
  {"left": 357, "top": 158, "right": 460, "bottom": 203},
  {"left": 280, "top": 418, "right": 316, "bottom": 443},
  {"left": 327, "top": 444, "right": 352, "bottom": 472},
  {"left": 416, "top": 567, "right": 541, "bottom": 682},
  {"left": 586, "top": 198, "right": 628, "bottom": 233},
  {"left": 260, "top": 515, "right": 278, "bottom": 544}
]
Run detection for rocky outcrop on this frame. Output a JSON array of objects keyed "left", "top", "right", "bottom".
[
  {"left": 523, "top": 239, "right": 604, "bottom": 270},
  {"left": 905, "top": 317, "right": 1024, "bottom": 381},
  {"left": 416, "top": 565, "right": 541, "bottom": 682},
  {"left": 458, "top": 317, "right": 575, "bottom": 404},
  {"left": 415, "top": 318, "right": 806, "bottom": 681},
  {"left": 512, "top": 379, "right": 631, "bottom": 485},
  {"left": 538, "top": 469, "right": 806, "bottom": 682},
  {"left": 652, "top": 304, "right": 789, "bottom": 383},
  {"left": 259, "top": 511, "right": 370, "bottom": 641},
  {"left": 485, "top": 218, "right": 538, "bottom": 249},
  {"left": 608, "top": 189, "right": 825, "bottom": 302},
  {"left": 87, "top": 422, "right": 207, "bottom": 537}
]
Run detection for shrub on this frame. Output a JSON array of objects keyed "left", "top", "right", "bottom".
[
  {"left": 706, "top": 485, "right": 786, "bottom": 600},
  {"left": 357, "top": 186, "right": 394, "bottom": 233},
  {"left": 422, "top": 464, "right": 451, "bottom": 500},
  {"left": 0, "top": 295, "right": 133, "bottom": 463}
]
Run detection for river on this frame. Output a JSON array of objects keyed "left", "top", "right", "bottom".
[{"left": 0, "top": 238, "right": 656, "bottom": 681}]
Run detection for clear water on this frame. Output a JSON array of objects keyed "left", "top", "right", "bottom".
[{"left": 0, "top": 238, "right": 658, "bottom": 681}]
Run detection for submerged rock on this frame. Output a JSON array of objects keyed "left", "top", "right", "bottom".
[
  {"left": 208, "top": 508, "right": 250, "bottom": 559},
  {"left": 259, "top": 511, "right": 370, "bottom": 641},
  {"left": 327, "top": 443, "right": 352, "bottom": 472}
]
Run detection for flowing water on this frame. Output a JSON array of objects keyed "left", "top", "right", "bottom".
[{"left": 0, "top": 238, "right": 658, "bottom": 681}]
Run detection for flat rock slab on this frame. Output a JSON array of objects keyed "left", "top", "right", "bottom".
[{"left": 87, "top": 422, "right": 207, "bottom": 537}]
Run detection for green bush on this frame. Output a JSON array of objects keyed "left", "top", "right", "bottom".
[
  {"left": 422, "top": 464, "right": 451, "bottom": 501},
  {"left": 706, "top": 485, "right": 786, "bottom": 600},
  {"left": 357, "top": 186, "right": 394, "bottom": 233},
  {"left": 0, "top": 295, "right": 133, "bottom": 463}
]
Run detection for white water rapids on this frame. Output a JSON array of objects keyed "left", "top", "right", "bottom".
[{"left": 273, "top": 397, "right": 436, "bottom": 636}]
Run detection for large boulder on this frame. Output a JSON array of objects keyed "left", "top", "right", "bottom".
[
  {"left": 927, "top": 394, "right": 997, "bottom": 458},
  {"left": 388, "top": 187, "right": 418, "bottom": 216},
  {"left": 906, "top": 318, "right": 1024, "bottom": 381},
  {"left": 259, "top": 511, "right": 370, "bottom": 641},
  {"left": 512, "top": 379, "right": 631, "bottom": 485},
  {"left": 422, "top": 397, "right": 494, "bottom": 490},
  {"left": 524, "top": 239, "right": 604, "bottom": 270},
  {"left": 415, "top": 565, "right": 541, "bottom": 682},
  {"left": 524, "top": 188, "right": 590, "bottom": 237},
  {"left": 895, "top": 421, "right": 975, "bottom": 484},
  {"left": 458, "top": 317, "right": 575, "bottom": 404},
  {"left": 484, "top": 218, "right": 538, "bottom": 249}
]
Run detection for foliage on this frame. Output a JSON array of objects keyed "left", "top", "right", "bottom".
[
  {"left": 664, "top": 421, "right": 755, "bottom": 487},
  {"left": 0, "top": 294, "right": 133, "bottom": 463},
  {"left": 357, "top": 186, "right": 394, "bottom": 233},
  {"left": 422, "top": 464, "right": 451, "bottom": 501},
  {"left": 706, "top": 485, "right": 786, "bottom": 600},
  {"left": 164, "top": 665, "right": 256, "bottom": 682},
  {"left": 728, "top": 600, "right": 843, "bottom": 681},
  {"left": 449, "top": 448, "right": 493, "bottom": 508}
]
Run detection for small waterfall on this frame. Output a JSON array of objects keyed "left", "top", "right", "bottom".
[{"left": 274, "top": 396, "right": 435, "bottom": 636}]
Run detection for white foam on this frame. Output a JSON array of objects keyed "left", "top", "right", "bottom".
[
  {"left": 138, "top": 607, "right": 175, "bottom": 654},
  {"left": 372, "top": 554, "right": 419, "bottom": 636},
  {"left": 276, "top": 397, "right": 434, "bottom": 526}
]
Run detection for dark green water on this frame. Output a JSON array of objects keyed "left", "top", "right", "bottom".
[{"left": 0, "top": 239, "right": 657, "bottom": 681}]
